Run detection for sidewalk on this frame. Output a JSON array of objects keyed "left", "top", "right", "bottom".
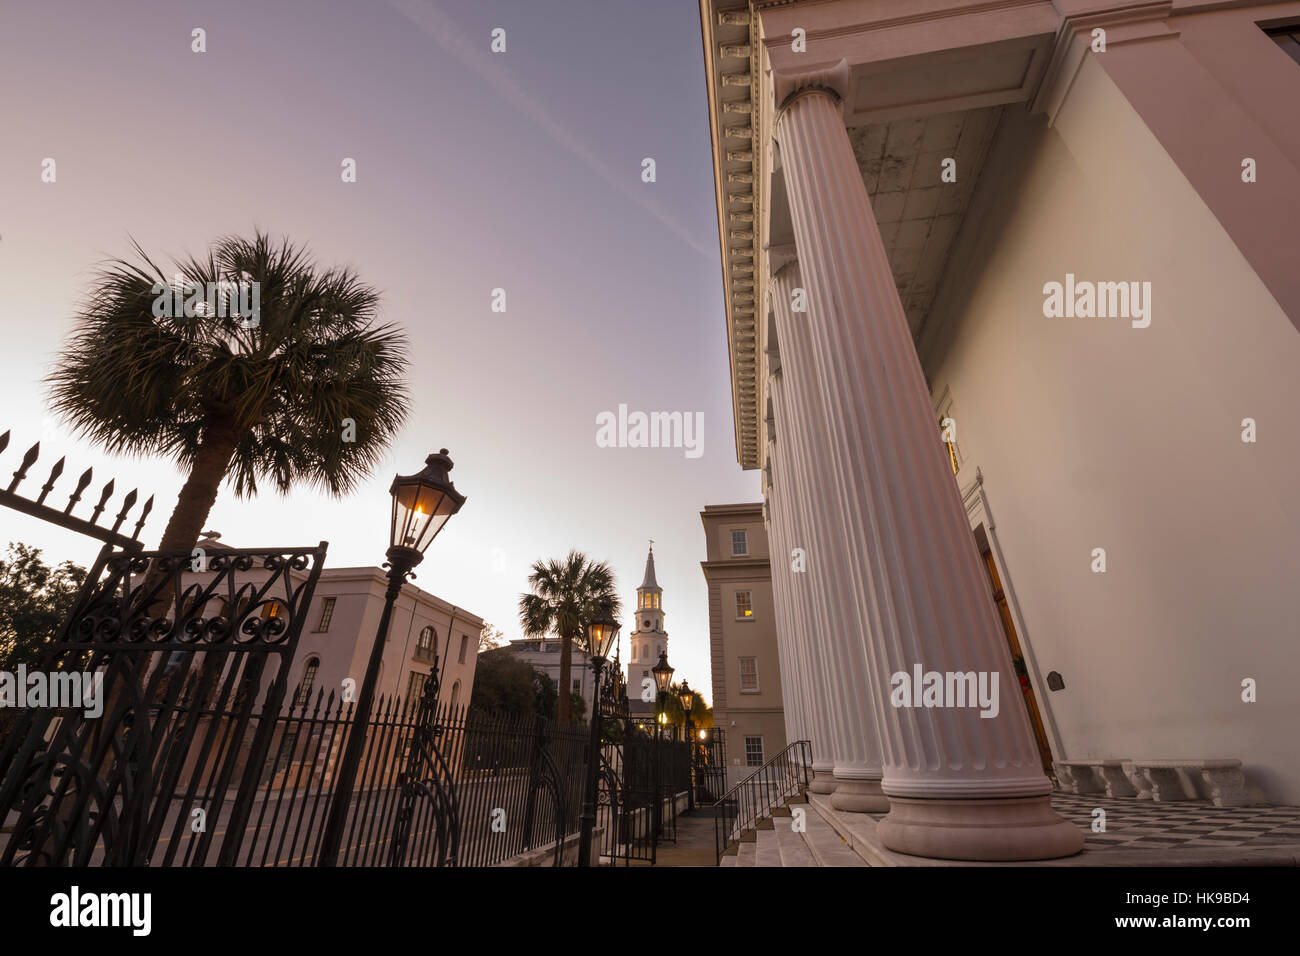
[{"left": 651, "top": 807, "right": 725, "bottom": 867}]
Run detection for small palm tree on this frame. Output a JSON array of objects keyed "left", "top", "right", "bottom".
[
  {"left": 47, "top": 232, "right": 410, "bottom": 557},
  {"left": 518, "top": 551, "right": 621, "bottom": 724}
]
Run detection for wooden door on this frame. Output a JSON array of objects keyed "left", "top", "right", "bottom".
[{"left": 979, "top": 546, "right": 1054, "bottom": 773}]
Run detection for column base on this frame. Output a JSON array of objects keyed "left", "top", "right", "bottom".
[
  {"left": 877, "top": 795, "right": 1084, "bottom": 861},
  {"left": 830, "top": 777, "right": 890, "bottom": 812},
  {"left": 809, "top": 769, "right": 838, "bottom": 794}
]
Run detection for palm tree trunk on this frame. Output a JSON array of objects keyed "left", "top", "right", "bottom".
[
  {"left": 156, "top": 419, "right": 241, "bottom": 555},
  {"left": 141, "top": 419, "right": 240, "bottom": 681},
  {"left": 558, "top": 629, "right": 573, "bottom": 724},
  {"left": 85, "top": 420, "right": 242, "bottom": 831}
]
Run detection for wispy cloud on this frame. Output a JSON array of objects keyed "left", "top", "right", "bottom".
[{"left": 388, "top": 0, "right": 716, "bottom": 259}]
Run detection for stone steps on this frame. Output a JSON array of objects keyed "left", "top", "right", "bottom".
[
  {"left": 755, "top": 827, "right": 784, "bottom": 866},
  {"left": 773, "top": 812, "right": 817, "bottom": 867},
  {"left": 719, "top": 794, "right": 867, "bottom": 867},
  {"left": 793, "top": 800, "right": 869, "bottom": 867}
]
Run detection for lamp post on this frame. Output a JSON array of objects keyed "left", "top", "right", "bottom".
[
  {"left": 318, "top": 450, "right": 466, "bottom": 867},
  {"left": 650, "top": 652, "right": 674, "bottom": 837},
  {"left": 678, "top": 680, "right": 696, "bottom": 810},
  {"left": 655, "top": 650, "right": 676, "bottom": 733},
  {"left": 578, "top": 599, "right": 620, "bottom": 867}
]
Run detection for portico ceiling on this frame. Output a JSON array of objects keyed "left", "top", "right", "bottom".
[
  {"left": 700, "top": 0, "right": 1057, "bottom": 470},
  {"left": 849, "top": 106, "right": 1003, "bottom": 339}
]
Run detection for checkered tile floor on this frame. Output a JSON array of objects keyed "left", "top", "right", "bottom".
[{"left": 1051, "top": 793, "right": 1300, "bottom": 850}]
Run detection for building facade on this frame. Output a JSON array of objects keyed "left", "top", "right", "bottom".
[
  {"left": 188, "top": 536, "right": 483, "bottom": 715},
  {"left": 700, "top": 0, "right": 1300, "bottom": 860},
  {"left": 700, "top": 503, "right": 786, "bottom": 789},
  {"left": 498, "top": 637, "right": 597, "bottom": 717}
]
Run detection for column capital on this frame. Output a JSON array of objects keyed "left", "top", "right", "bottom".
[{"left": 772, "top": 57, "right": 850, "bottom": 125}]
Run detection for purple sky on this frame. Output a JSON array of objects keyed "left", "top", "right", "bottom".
[{"left": 0, "top": 0, "right": 758, "bottom": 696}]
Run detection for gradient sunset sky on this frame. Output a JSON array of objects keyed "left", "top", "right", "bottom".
[{"left": 0, "top": 0, "right": 758, "bottom": 694}]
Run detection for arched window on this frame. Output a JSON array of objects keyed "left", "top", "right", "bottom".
[
  {"left": 451, "top": 680, "right": 462, "bottom": 710},
  {"left": 416, "top": 626, "right": 436, "bottom": 661},
  {"left": 294, "top": 657, "right": 320, "bottom": 708}
]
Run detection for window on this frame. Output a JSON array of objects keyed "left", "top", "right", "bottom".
[
  {"left": 294, "top": 657, "right": 320, "bottom": 708},
  {"left": 739, "top": 656, "right": 759, "bottom": 692},
  {"left": 572, "top": 679, "right": 581, "bottom": 693},
  {"left": 644, "top": 619, "right": 650, "bottom": 629},
  {"left": 735, "top": 590, "right": 753, "bottom": 619},
  {"left": 406, "top": 670, "right": 429, "bottom": 703},
  {"left": 1265, "top": 25, "right": 1300, "bottom": 65},
  {"left": 458, "top": 634, "right": 469, "bottom": 664},
  {"left": 731, "top": 529, "right": 748, "bottom": 556},
  {"left": 935, "top": 389, "right": 961, "bottom": 477},
  {"left": 940, "top": 415, "right": 959, "bottom": 475},
  {"left": 314, "top": 597, "right": 336, "bottom": 632},
  {"left": 745, "top": 736, "right": 764, "bottom": 767},
  {"left": 450, "top": 680, "right": 461, "bottom": 710},
  {"left": 415, "top": 626, "right": 436, "bottom": 663},
  {"left": 642, "top": 670, "right": 649, "bottom": 678}
]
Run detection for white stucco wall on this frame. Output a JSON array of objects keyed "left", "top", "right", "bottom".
[{"left": 918, "top": 56, "right": 1300, "bottom": 803}]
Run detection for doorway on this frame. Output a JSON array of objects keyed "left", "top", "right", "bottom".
[{"left": 974, "top": 528, "right": 1054, "bottom": 773}]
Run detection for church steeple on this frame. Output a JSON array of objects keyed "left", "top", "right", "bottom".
[
  {"left": 627, "top": 542, "right": 668, "bottom": 698},
  {"left": 640, "top": 545, "right": 659, "bottom": 589}
]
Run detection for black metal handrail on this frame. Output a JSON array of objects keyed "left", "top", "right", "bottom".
[{"left": 712, "top": 739, "right": 812, "bottom": 864}]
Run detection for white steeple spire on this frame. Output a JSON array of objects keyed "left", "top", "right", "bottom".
[{"left": 627, "top": 542, "right": 668, "bottom": 698}]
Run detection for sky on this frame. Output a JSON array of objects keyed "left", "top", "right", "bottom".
[{"left": 0, "top": 0, "right": 758, "bottom": 697}]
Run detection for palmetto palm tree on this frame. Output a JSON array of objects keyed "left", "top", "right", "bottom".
[
  {"left": 47, "top": 232, "right": 410, "bottom": 558},
  {"left": 518, "top": 551, "right": 621, "bottom": 724}
]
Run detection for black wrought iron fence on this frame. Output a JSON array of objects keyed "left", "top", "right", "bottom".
[
  {"left": 695, "top": 727, "right": 727, "bottom": 804},
  {"left": 595, "top": 730, "right": 692, "bottom": 865},
  {"left": 0, "top": 682, "right": 590, "bottom": 867},
  {"left": 238, "top": 693, "right": 591, "bottom": 867}
]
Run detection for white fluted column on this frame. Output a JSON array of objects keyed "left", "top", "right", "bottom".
[
  {"left": 770, "top": 255, "right": 888, "bottom": 812},
  {"left": 762, "top": 473, "right": 806, "bottom": 754},
  {"left": 770, "top": 62, "right": 1082, "bottom": 859},
  {"left": 764, "top": 409, "right": 837, "bottom": 794}
]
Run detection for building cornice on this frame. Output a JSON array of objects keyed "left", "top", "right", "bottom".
[
  {"left": 700, "top": 558, "right": 773, "bottom": 574},
  {"left": 285, "top": 564, "right": 484, "bottom": 624},
  {"left": 701, "top": 1, "right": 763, "bottom": 468}
]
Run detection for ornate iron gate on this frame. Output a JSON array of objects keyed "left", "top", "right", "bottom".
[{"left": 0, "top": 542, "right": 327, "bottom": 865}]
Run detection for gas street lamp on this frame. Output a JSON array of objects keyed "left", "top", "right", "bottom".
[
  {"left": 651, "top": 650, "right": 674, "bottom": 737},
  {"left": 578, "top": 599, "right": 620, "bottom": 867},
  {"left": 319, "top": 450, "right": 466, "bottom": 867},
  {"left": 678, "top": 680, "right": 697, "bottom": 809}
]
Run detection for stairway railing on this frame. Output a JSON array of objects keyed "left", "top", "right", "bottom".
[{"left": 712, "top": 740, "right": 812, "bottom": 864}]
